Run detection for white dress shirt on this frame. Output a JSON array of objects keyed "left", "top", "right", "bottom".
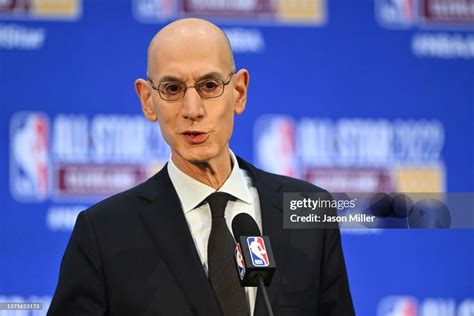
[{"left": 167, "top": 150, "right": 262, "bottom": 315}]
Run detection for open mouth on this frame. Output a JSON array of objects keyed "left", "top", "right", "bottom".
[{"left": 182, "top": 131, "right": 209, "bottom": 144}]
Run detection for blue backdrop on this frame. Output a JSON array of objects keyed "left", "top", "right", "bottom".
[{"left": 1, "top": 0, "right": 473, "bottom": 315}]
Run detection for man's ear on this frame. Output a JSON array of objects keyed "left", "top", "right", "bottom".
[
  {"left": 135, "top": 78, "right": 157, "bottom": 122},
  {"left": 233, "top": 69, "right": 249, "bottom": 115}
]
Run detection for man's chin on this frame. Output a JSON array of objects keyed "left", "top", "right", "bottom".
[{"left": 174, "top": 148, "right": 217, "bottom": 165}]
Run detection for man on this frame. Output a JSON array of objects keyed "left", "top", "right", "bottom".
[{"left": 48, "top": 18, "right": 354, "bottom": 316}]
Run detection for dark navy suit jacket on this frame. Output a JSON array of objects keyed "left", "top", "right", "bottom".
[{"left": 48, "top": 157, "right": 355, "bottom": 316}]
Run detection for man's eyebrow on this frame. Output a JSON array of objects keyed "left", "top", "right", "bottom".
[
  {"left": 158, "top": 75, "right": 183, "bottom": 83},
  {"left": 157, "top": 72, "right": 225, "bottom": 83},
  {"left": 197, "top": 72, "right": 225, "bottom": 81}
]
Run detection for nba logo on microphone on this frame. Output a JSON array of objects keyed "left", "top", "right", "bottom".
[
  {"left": 247, "top": 237, "right": 269, "bottom": 267},
  {"left": 235, "top": 243, "right": 246, "bottom": 280},
  {"left": 10, "top": 112, "right": 50, "bottom": 201}
]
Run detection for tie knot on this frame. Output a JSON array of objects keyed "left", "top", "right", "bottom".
[{"left": 207, "top": 192, "right": 232, "bottom": 219}]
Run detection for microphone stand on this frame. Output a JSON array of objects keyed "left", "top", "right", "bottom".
[{"left": 257, "top": 276, "right": 274, "bottom": 316}]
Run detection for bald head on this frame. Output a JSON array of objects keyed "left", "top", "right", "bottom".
[
  {"left": 146, "top": 18, "right": 235, "bottom": 77},
  {"left": 134, "top": 18, "right": 250, "bottom": 171}
]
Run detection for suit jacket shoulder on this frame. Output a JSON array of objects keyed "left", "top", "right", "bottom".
[
  {"left": 84, "top": 168, "right": 163, "bottom": 220},
  {"left": 236, "top": 156, "right": 330, "bottom": 195}
]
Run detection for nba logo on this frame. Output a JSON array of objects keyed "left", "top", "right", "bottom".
[
  {"left": 10, "top": 112, "right": 50, "bottom": 201},
  {"left": 375, "top": 0, "right": 416, "bottom": 29},
  {"left": 247, "top": 237, "right": 269, "bottom": 267},
  {"left": 377, "top": 296, "right": 418, "bottom": 316},
  {"left": 254, "top": 115, "right": 298, "bottom": 177},
  {"left": 133, "top": 0, "right": 177, "bottom": 21},
  {"left": 235, "top": 243, "right": 246, "bottom": 280}
]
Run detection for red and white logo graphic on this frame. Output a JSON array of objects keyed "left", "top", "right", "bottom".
[
  {"left": 235, "top": 243, "right": 246, "bottom": 280},
  {"left": 247, "top": 237, "right": 269, "bottom": 267},
  {"left": 375, "top": 0, "right": 416, "bottom": 29},
  {"left": 254, "top": 115, "right": 298, "bottom": 177},
  {"left": 378, "top": 296, "right": 418, "bottom": 316},
  {"left": 10, "top": 112, "right": 50, "bottom": 201}
]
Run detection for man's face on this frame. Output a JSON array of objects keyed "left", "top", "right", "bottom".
[{"left": 139, "top": 31, "right": 248, "bottom": 167}]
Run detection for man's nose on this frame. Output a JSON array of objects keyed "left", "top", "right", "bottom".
[{"left": 181, "top": 87, "right": 205, "bottom": 121}]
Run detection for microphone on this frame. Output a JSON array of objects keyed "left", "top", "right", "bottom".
[{"left": 232, "top": 213, "right": 276, "bottom": 316}]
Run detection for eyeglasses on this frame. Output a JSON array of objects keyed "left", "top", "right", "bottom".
[{"left": 148, "top": 72, "right": 235, "bottom": 101}]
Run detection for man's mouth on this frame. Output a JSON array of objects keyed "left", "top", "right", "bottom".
[{"left": 181, "top": 131, "right": 209, "bottom": 144}]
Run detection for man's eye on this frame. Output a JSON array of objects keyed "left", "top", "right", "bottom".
[
  {"left": 201, "top": 80, "right": 219, "bottom": 91},
  {"left": 161, "top": 83, "right": 183, "bottom": 95}
]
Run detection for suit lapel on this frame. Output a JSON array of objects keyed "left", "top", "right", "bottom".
[
  {"left": 237, "top": 158, "right": 290, "bottom": 316},
  {"left": 137, "top": 166, "right": 220, "bottom": 315}
]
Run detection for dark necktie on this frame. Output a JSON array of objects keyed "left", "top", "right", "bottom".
[{"left": 207, "top": 192, "right": 249, "bottom": 316}]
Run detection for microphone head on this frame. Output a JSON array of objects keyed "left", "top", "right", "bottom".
[
  {"left": 232, "top": 213, "right": 276, "bottom": 287},
  {"left": 232, "top": 213, "right": 261, "bottom": 242}
]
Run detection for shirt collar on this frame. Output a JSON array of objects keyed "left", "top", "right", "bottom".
[{"left": 167, "top": 149, "right": 253, "bottom": 213}]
